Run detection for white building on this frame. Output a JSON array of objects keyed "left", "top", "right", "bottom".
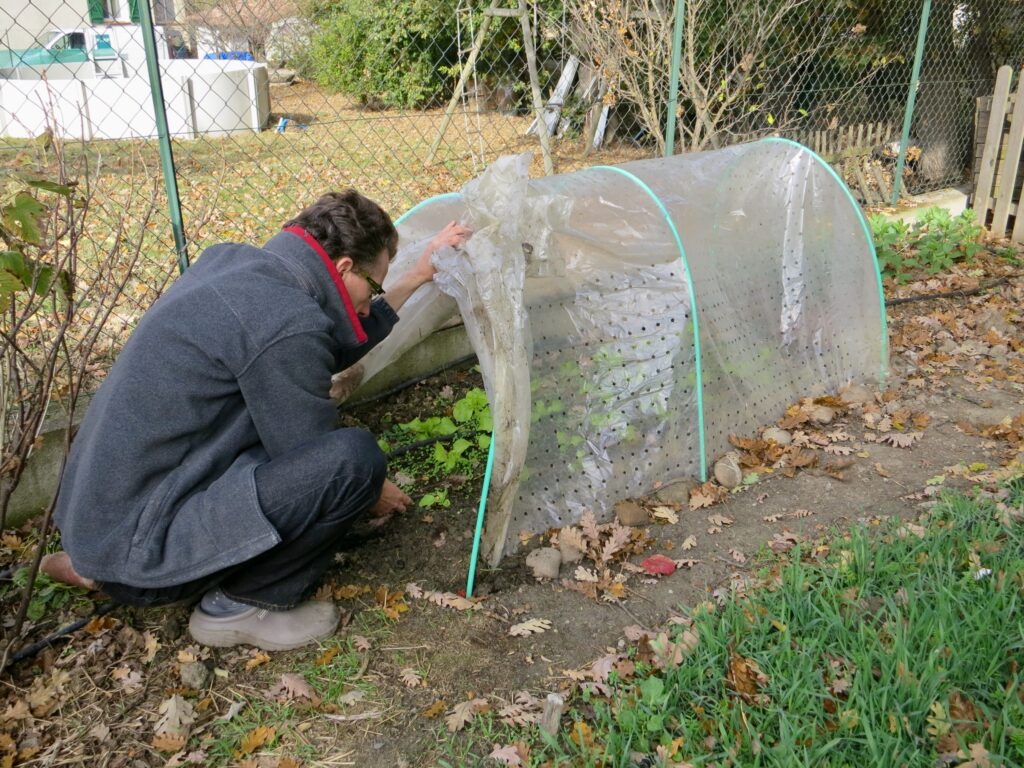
[{"left": 1, "top": 0, "right": 177, "bottom": 50}]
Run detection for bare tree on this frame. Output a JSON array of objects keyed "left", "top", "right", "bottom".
[{"left": 567, "top": 0, "right": 856, "bottom": 154}]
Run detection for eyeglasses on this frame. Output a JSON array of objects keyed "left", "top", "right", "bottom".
[{"left": 354, "top": 269, "right": 385, "bottom": 297}]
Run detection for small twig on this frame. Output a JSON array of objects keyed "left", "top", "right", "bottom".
[
  {"left": 323, "top": 710, "right": 381, "bottom": 723},
  {"left": 615, "top": 599, "right": 650, "bottom": 628},
  {"left": 349, "top": 652, "right": 372, "bottom": 681},
  {"left": 885, "top": 275, "right": 1012, "bottom": 307}
]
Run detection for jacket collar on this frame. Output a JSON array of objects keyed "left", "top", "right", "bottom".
[{"left": 262, "top": 228, "right": 367, "bottom": 345}]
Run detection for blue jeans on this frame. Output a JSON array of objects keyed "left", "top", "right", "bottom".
[{"left": 101, "top": 428, "right": 386, "bottom": 610}]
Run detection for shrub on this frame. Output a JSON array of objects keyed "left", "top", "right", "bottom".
[
  {"left": 307, "top": 0, "right": 463, "bottom": 110},
  {"left": 305, "top": 0, "right": 564, "bottom": 110}
]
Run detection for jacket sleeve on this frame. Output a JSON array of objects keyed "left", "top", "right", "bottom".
[
  {"left": 237, "top": 330, "right": 339, "bottom": 458},
  {"left": 335, "top": 297, "right": 400, "bottom": 371}
]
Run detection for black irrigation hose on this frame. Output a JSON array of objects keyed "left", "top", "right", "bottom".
[
  {"left": 884, "top": 275, "right": 1012, "bottom": 307},
  {"left": 7, "top": 600, "right": 117, "bottom": 665}
]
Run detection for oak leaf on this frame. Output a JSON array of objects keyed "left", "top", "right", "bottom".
[
  {"left": 399, "top": 668, "right": 423, "bottom": 688},
  {"left": 509, "top": 618, "right": 552, "bottom": 637},
  {"left": 237, "top": 725, "right": 275, "bottom": 756},
  {"left": 445, "top": 698, "right": 489, "bottom": 732}
]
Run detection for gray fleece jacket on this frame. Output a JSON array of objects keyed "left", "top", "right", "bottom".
[{"left": 54, "top": 227, "right": 398, "bottom": 588}]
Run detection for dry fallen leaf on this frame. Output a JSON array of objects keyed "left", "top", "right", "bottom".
[
  {"left": 151, "top": 732, "right": 187, "bottom": 753},
  {"left": 729, "top": 548, "right": 747, "bottom": 564},
  {"left": 399, "top": 668, "right": 423, "bottom": 688},
  {"left": 267, "top": 673, "right": 320, "bottom": 705},
  {"left": 652, "top": 506, "right": 679, "bottom": 524},
  {"left": 726, "top": 653, "right": 769, "bottom": 705},
  {"left": 680, "top": 535, "right": 697, "bottom": 550},
  {"left": 707, "top": 513, "right": 734, "bottom": 527},
  {"left": 142, "top": 631, "right": 160, "bottom": 664},
  {"left": 445, "top": 698, "right": 489, "bottom": 732},
  {"left": 245, "top": 651, "right": 271, "bottom": 671},
  {"left": 315, "top": 646, "right": 340, "bottom": 666},
  {"left": 489, "top": 744, "right": 523, "bottom": 766},
  {"left": 154, "top": 695, "right": 195, "bottom": 749},
  {"left": 509, "top": 618, "right": 552, "bottom": 637},
  {"left": 351, "top": 635, "right": 372, "bottom": 651},
  {"left": 236, "top": 725, "right": 275, "bottom": 756},
  {"left": 421, "top": 700, "right": 447, "bottom": 718},
  {"left": 880, "top": 431, "right": 923, "bottom": 448}
]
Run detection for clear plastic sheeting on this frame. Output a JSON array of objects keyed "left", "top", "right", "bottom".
[{"left": 351, "top": 139, "right": 887, "bottom": 564}]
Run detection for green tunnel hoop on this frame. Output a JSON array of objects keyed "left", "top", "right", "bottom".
[
  {"left": 392, "top": 192, "right": 493, "bottom": 597},
  {"left": 590, "top": 165, "right": 709, "bottom": 485},
  {"left": 757, "top": 138, "right": 890, "bottom": 381}
]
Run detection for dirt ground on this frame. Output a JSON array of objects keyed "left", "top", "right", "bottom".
[{"left": 1, "top": 247, "right": 1022, "bottom": 767}]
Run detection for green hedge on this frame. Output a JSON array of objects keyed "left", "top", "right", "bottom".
[{"left": 307, "top": 0, "right": 562, "bottom": 110}]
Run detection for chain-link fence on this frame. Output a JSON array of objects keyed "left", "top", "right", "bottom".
[{"left": 1, "top": 0, "right": 1023, "bottom": 366}]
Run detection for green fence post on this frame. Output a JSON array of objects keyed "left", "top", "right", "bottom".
[
  {"left": 892, "top": 0, "right": 932, "bottom": 205},
  {"left": 664, "top": 0, "right": 685, "bottom": 157},
  {"left": 136, "top": 0, "right": 190, "bottom": 273}
]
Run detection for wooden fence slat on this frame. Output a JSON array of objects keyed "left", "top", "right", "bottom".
[
  {"left": 870, "top": 163, "right": 892, "bottom": 202},
  {"left": 1012, "top": 198, "right": 1024, "bottom": 243},
  {"left": 992, "top": 70, "right": 1024, "bottom": 236},
  {"left": 975, "top": 65, "right": 1014, "bottom": 210}
]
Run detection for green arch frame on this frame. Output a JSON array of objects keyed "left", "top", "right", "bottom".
[
  {"left": 758, "top": 137, "right": 890, "bottom": 380},
  {"left": 590, "top": 165, "right": 708, "bottom": 483}
]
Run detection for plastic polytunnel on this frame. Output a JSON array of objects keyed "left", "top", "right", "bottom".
[{"left": 336, "top": 139, "right": 889, "bottom": 567}]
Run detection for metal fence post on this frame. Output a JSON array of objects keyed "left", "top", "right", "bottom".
[
  {"left": 892, "top": 0, "right": 932, "bottom": 205},
  {"left": 137, "top": 0, "right": 190, "bottom": 273},
  {"left": 664, "top": 0, "right": 685, "bottom": 157}
]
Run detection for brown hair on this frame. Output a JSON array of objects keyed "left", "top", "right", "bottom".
[{"left": 284, "top": 190, "right": 398, "bottom": 269}]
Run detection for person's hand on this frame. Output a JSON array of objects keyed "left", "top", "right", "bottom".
[
  {"left": 368, "top": 478, "right": 412, "bottom": 524},
  {"left": 412, "top": 221, "right": 472, "bottom": 284}
]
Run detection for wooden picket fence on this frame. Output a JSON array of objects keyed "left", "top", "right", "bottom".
[{"left": 973, "top": 65, "right": 1024, "bottom": 243}]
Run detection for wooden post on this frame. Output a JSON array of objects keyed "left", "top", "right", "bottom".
[
  {"left": 518, "top": 0, "right": 554, "bottom": 175},
  {"left": 991, "top": 72, "right": 1023, "bottom": 235},
  {"left": 539, "top": 693, "right": 564, "bottom": 736},
  {"left": 974, "top": 66, "right": 1013, "bottom": 214}
]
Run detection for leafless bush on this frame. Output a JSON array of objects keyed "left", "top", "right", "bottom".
[
  {"left": 566, "top": 0, "right": 856, "bottom": 153},
  {"left": 0, "top": 122, "right": 168, "bottom": 663}
]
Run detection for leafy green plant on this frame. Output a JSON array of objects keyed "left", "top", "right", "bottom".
[
  {"left": 419, "top": 488, "right": 450, "bottom": 509},
  {"left": 378, "top": 386, "right": 492, "bottom": 484},
  {"left": 870, "top": 207, "right": 984, "bottom": 283},
  {"left": 2, "top": 570, "right": 85, "bottom": 622}
]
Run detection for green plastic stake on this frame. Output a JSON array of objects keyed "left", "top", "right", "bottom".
[
  {"left": 136, "top": 0, "right": 189, "bottom": 273},
  {"left": 664, "top": 0, "right": 685, "bottom": 157},
  {"left": 892, "top": 0, "right": 932, "bottom": 205},
  {"left": 465, "top": 437, "right": 495, "bottom": 598}
]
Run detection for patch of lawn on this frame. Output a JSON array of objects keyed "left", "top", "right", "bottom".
[{"left": 483, "top": 489, "right": 1024, "bottom": 767}]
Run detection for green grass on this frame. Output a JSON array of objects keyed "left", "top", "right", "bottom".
[{"left": 456, "top": 487, "right": 1024, "bottom": 767}]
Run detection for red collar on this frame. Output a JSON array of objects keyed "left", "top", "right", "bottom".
[{"left": 282, "top": 226, "right": 367, "bottom": 344}]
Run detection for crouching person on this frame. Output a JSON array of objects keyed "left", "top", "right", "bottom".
[{"left": 42, "top": 191, "right": 471, "bottom": 650}]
